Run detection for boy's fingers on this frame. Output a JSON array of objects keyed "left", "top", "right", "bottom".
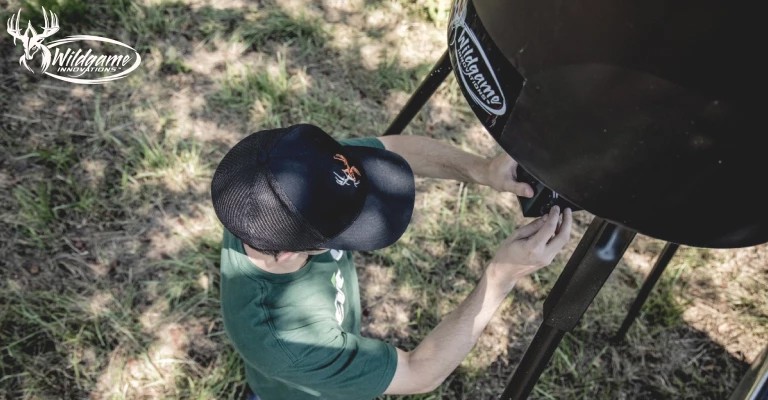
[
  {"left": 548, "top": 208, "right": 573, "bottom": 250},
  {"left": 530, "top": 206, "right": 560, "bottom": 247},
  {"left": 511, "top": 215, "right": 548, "bottom": 240}
]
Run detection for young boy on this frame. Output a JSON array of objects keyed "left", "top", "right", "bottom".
[{"left": 211, "top": 124, "right": 571, "bottom": 399}]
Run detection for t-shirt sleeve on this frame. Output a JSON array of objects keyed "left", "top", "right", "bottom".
[
  {"left": 276, "top": 330, "right": 398, "bottom": 399},
  {"left": 338, "top": 137, "right": 385, "bottom": 150}
]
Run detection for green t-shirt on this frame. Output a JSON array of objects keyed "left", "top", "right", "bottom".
[{"left": 219, "top": 137, "right": 398, "bottom": 400}]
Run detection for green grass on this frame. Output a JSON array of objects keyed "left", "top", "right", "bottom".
[
  {"left": 1, "top": 0, "right": 764, "bottom": 399},
  {"left": 374, "top": 57, "right": 433, "bottom": 92},
  {"left": 1, "top": 286, "right": 112, "bottom": 398},
  {"left": 239, "top": 10, "right": 327, "bottom": 50},
  {"left": 11, "top": 152, "right": 99, "bottom": 246},
  {"left": 210, "top": 64, "right": 291, "bottom": 119},
  {"left": 13, "top": 183, "right": 55, "bottom": 237},
  {"left": 208, "top": 57, "right": 377, "bottom": 134}
]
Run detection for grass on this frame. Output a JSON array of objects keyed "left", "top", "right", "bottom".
[
  {"left": 1, "top": 0, "right": 766, "bottom": 399},
  {"left": 210, "top": 63, "right": 291, "bottom": 119},
  {"left": 239, "top": 10, "right": 327, "bottom": 50}
]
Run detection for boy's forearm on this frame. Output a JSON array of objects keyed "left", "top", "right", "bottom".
[
  {"left": 378, "top": 135, "right": 490, "bottom": 185},
  {"left": 386, "top": 271, "right": 512, "bottom": 393},
  {"left": 412, "top": 272, "right": 509, "bottom": 381}
]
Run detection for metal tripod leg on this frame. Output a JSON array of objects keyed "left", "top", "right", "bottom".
[
  {"left": 383, "top": 50, "right": 452, "bottom": 136},
  {"left": 613, "top": 242, "right": 680, "bottom": 341},
  {"left": 500, "top": 218, "right": 637, "bottom": 400}
]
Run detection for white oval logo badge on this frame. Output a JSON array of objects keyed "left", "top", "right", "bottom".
[
  {"left": 449, "top": 0, "right": 507, "bottom": 116},
  {"left": 7, "top": 8, "right": 141, "bottom": 85}
]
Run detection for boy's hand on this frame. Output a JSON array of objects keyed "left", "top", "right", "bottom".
[
  {"left": 484, "top": 153, "right": 534, "bottom": 197},
  {"left": 486, "top": 206, "right": 573, "bottom": 292}
]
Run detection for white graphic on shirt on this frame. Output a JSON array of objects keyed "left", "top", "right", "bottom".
[
  {"left": 330, "top": 249, "right": 343, "bottom": 261},
  {"left": 331, "top": 269, "right": 346, "bottom": 326}
]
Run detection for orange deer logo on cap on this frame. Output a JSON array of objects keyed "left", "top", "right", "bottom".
[{"left": 333, "top": 154, "right": 361, "bottom": 187}]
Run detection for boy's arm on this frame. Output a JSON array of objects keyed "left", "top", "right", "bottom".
[
  {"left": 378, "top": 135, "right": 533, "bottom": 197},
  {"left": 385, "top": 207, "right": 573, "bottom": 394}
]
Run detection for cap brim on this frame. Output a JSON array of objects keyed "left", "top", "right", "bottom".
[{"left": 320, "top": 145, "right": 415, "bottom": 251}]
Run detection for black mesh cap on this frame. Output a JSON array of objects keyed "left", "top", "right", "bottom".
[{"left": 210, "top": 124, "right": 415, "bottom": 252}]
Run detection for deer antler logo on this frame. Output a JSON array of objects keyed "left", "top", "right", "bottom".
[
  {"left": 6, "top": 7, "right": 60, "bottom": 74},
  {"left": 333, "top": 154, "right": 362, "bottom": 187}
]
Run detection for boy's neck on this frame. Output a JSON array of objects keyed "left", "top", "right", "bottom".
[{"left": 243, "top": 245, "right": 310, "bottom": 274}]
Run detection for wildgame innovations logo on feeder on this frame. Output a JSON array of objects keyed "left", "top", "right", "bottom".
[
  {"left": 449, "top": 0, "right": 506, "bottom": 117},
  {"left": 6, "top": 7, "right": 141, "bottom": 84}
]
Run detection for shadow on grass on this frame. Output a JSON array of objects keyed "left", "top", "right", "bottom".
[{"left": 475, "top": 242, "right": 752, "bottom": 400}]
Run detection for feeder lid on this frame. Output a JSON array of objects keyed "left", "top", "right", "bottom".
[{"left": 448, "top": 0, "right": 768, "bottom": 248}]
